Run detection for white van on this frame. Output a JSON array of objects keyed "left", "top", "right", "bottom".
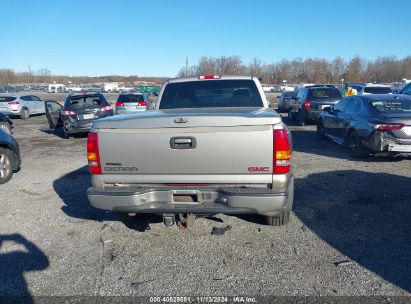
[{"left": 48, "top": 84, "right": 66, "bottom": 93}]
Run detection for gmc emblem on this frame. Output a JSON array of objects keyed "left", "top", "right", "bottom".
[{"left": 248, "top": 166, "right": 270, "bottom": 173}]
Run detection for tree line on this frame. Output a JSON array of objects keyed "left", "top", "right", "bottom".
[
  {"left": 0, "top": 68, "right": 167, "bottom": 85},
  {"left": 178, "top": 55, "right": 411, "bottom": 84},
  {"left": 2, "top": 55, "right": 411, "bottom": 85}
]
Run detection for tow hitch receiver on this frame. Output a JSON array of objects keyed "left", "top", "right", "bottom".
[{"left": 163, "top": 213, "right": 175, "bottom": 226}]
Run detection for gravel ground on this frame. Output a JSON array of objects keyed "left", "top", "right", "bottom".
[{"left": 0, "top": 106, "right": 410, "bottom": 298}]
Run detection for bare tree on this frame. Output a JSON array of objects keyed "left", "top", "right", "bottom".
[
  {"left": 0, "top": 69, "right": 16, "bottom": 85},
  {"left": 36, "top": 68, "right": 51, "bottom": 83}
]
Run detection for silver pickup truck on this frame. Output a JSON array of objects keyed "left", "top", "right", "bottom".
[{"left": 86, "top": 75, "right": 294, "bottom": 226}]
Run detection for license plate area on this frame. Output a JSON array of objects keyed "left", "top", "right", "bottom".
[
  {"left": 171, "top": 190, "right": 202, "bottom": 204},
  {"left": 82, "top": 114, "right": 95, "bottom": 120}
]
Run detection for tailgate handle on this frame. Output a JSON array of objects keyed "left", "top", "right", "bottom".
[{"left": 170, "top": 137, "right": 197, "bottom": 149}]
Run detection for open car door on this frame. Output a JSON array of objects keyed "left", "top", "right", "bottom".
[{"left": 45, "top": 100, "right": 62, "bottom": 130}]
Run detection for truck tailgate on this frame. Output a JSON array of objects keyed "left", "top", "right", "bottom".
[{"left": 93, "top": 108, "right": 282, "bottom": 184}]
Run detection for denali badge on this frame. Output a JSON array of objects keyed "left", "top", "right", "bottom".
[{"left": 248, "top": 167, "right": 270, "bottom": 173}]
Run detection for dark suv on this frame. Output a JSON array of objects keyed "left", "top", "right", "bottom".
[
  {"left": 45, "top": 93, "right": 114, "bottom": 138},
  {"left": 288, "top": 85, "right": 342, "bottom": 125}
]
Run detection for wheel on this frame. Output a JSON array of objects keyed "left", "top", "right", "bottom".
[
  {"left": 116, "top": 212, "right": 138, "bottom": 222},
  {"left": 0, "top": 122, "right": 12, "bottom": 134},
  {"left": 288, "top": 110, "right": 295, "bottom": 121},
  {"left": 20, "top": 108, "right": 30, "bottom": 119},
  {"left": 317, "top": 119, "right": 326, "bottom": 139},
  {"left": 63, "top": 128, "right": 70, "bottom": 139},
  {"left": 297, "top": 111, "right": 306, "bottom": 126},
  {"left": 347, "top": 131, "right": 369, "bottom": 158},
  {"left": 266, "top": 211, "right": 290, "bottom": 226},
  {"left": 0, "top": 148, "right": 13, "bottom": 184}
]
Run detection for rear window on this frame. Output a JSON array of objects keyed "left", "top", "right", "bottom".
[
  {"left": 282, "top": 91, "right": 295, "bottom": 98},
  {"left": 65, "top": 95, "right": 107, "bottom": 108},
  {"left": 118, "top": 94, "right": 145, "bottom": 103},
  {"left": 0, "top": 96, "right": 16, "bottom": 102},
  {"left": 364, "top": 87, "right": 392, "bottom": 94},
  {"left": 159, "top": 80, "right": 264, "bottom": 109},
  {"left": 308, "top": 88, "right": 341, "bottom": 99},
  {"left": 370, "top": 99, "right": 411, "bottom": 113}
]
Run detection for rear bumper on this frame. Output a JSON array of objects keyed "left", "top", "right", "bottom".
[
  {"left": 363, "top": 132, "right": 411, "bottom": 155},
  {"left": 306, "top": 110, "right": 321, "bottom": 120},
  {"left": 87, "top": 184, "right": 293, "bottom": 216},
  {"left": 66, "top": 125, "right": 92, "bottom": 133},
  {"left": 277, "top": 104, "right": 291, "bottom": 112},
  {"left": 116, "top": 109, "right": 146, "bottom": 115},
  {"left": 0, "top": 109, "right": 19, "bottom": 115},
  {"left": 63, "top": 119, "right": 93, "bottom": 133}
]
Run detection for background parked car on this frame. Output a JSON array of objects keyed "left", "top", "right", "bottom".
[
  {"left": 45, "top": 93, "right": 114, "bottom": 138},
  {"left": 0, "top": 94, "right": 46, "bottom": 119},
  {"left": 276, "top": 91, "right": 296, "bottom": 112},
  {"left": 289, "top": 85, "right": 342, "bottom": 125},
  {"left": 0, "top": 113, "right": 13, "bottom": 134},
  {"left": 0, "top": 127, "right": 21, "bottom": 184},
  {"left": 356, "top": 83, "right": 392, "bottom": 95},
  {"left": 115, "top": 92, "right": 149, "bottom": 115},
  {"left": 317, "top": 94, "right": 411, "bottom": 158},
  {"left": 0, "top": 86, "right": 17, "bottom": 93}
]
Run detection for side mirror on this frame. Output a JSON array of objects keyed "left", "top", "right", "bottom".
[{"left": 323, "top": 106, "right": 331, "bottom": 112}]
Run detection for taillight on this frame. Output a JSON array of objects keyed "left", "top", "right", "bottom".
[
  {"left": 115, "top": 101, "right": 124, "bottom": 107},
  {"left": 61, "top": 110, "right": 75, "bottom": 115},
  {"left": 137, "top": 101, "right": 147, "bottom": 107},
  {"left": 198, "top": 75, "right": 221, "bottom": 80},
  {"left": 87, "top": 132, "right": 102, "bottom": 174},
  {"left": 273, "top": 129, "right": 291, "bottom": 174},
  {"left": 374, "top": 123, "right": 404, "bottom": 131},
  {"left": 8, "top": 101, "right": 19, "bottom": 105},
  {"left": 101, "top": 105, "right": 113, "bottom": 112},
  {"left": 304, "top": 99, "right": 311, "bottom": 109}
]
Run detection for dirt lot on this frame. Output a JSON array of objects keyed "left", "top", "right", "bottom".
[{"left": 0, "top": 104, "right": 410, "bottom": 298}]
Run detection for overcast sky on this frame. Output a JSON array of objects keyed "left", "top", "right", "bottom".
[{"left": 1, "top": 0, "right": 410, "bottom": 77}]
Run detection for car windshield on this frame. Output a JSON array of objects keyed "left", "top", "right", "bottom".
[
  {"left": 65, "top": 95, "right": 106, "bottom": 108},
  {"left": 370, "top": 99, "right": 411, "bottom": 113},
  {"left": 0, "top": 96, "right": 16, "bottom": 102},
  {"left": 308, "top": 88, "right": 341, "bottom": 99},
  {"left": 159, "top": 80, "right": 264, "bottom": 109},
  {"left": 118, "top": 94, "right": 145, "bottom": 103},
  {"left": 364, "top": 87, "right": 392, "bottom": 94}
]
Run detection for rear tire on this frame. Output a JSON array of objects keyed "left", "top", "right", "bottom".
[
  {"left": 288, "top": 110, "right": 295, "bottom": 121},
  {"left": 0, "top": 122, "right": 12, "bottom": 134},
  {"left": 266, "top": 211, "right": 290, "bottom": 226},
  {"left": 317, "top": 119, "right": 326, "bottom": 139},
  {"left": 20, "top": 108, "right": 30, "bottom": 120},
  {"left": 298, "top": 111, "right": 306, "bottom": 126},
  {"left": 63, "top": 128, "right": 70, "bottom": 139},
  {"left": 348, "top": 131, "right": 369, "bottom": 158},
  {"left": 0, "top": 148, "right": 13, "bottom": 184},
  {"left": 116, "top": 212, "right": 138, "bottom": 222}
]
